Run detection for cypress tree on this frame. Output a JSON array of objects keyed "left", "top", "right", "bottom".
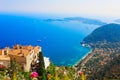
[{"left": 37, "top": 52, "right": 47, "bottom": 80}]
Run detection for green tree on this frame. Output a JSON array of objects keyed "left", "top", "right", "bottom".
[
  {"left": 47, "top": 62, "right": 56, "bottom": 76},
  {"left": 7, "top": 60, "right": 25, "bottom": 80},
  {"left": 7, "top": 59, "right": 15, "bottom": 80},
  {"left": 37, "top": 52, "right": 47, "bottom": 80}
]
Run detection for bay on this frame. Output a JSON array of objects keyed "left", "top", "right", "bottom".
[{"left": 0, "top": 14, "right": 98, "bottom": 66}]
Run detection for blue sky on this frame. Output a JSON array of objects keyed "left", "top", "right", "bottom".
[{"left": 1, "top": 0, "right": 120, "bottom": 17}]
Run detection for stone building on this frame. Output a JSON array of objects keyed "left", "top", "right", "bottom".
[
  {"left": 0, "top": 45, "right": 41, "bottom": 72},
  {"left": 0, "top": 47, "right": 10, "bottom": 67}
]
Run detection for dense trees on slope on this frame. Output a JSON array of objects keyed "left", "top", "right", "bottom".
[
  {"left": 83, "top": 23, "right": 120, "bottom": 44},
  {"left": 89, "top": 55, "right": 120, "bottom": 80},
  {"left": 80, "top": 23, "right": 120, "bottom": 80}
]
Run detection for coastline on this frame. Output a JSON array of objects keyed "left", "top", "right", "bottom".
[{"left": 74, "top": 48, "right": 92, "bottom": 67}]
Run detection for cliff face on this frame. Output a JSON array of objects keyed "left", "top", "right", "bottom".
[{"left": 83, "top": 23, "right": 120, "bottom": 44}]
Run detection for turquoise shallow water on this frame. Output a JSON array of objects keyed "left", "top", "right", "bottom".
[{"left": 0, "top": 14, "right": 95, "bottom": 66}]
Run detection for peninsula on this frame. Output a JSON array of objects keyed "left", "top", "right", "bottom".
[{"left": 76, "top": 23, "right": 120, "bottom": 80}]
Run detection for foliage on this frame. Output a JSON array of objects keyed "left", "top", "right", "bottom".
[
  {"left": 23, "top": 72, "right": 32, "bottom": 80},
  {"left": 0, "top": 73, "right": 4, "bottom": 80},
  {"left": 46, "top": 63, "right": 76, "bottom": 80},
  {"left": 83, "top": 23, "right": 120, "bottom": 44},
  {"left": 7, "top": 59, "right": 28, "bottom": 80},
  {"left": 0, "top": 51, "right": 76, "bottom": 80},
  {"left": 37, "top": 52, "right": 47, "bottom": 80},
  {"left": 95, "top": 55, "right": 120, "bottom": 80},
  {"left": 81, "top": 44, "right": 120, "bottom": 80},
  {"left": 47, "top": 62, "right": 56, "bottom": 76}
]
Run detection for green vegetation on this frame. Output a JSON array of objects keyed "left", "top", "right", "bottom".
[
  {"left": 77, "top": 42, "right": 120, "bottom": 80},
  {"left": 79, "top": 23, "right": 120, "bottom": 80},
  {"left": 0, "top": 60, "right": 31, "bottom": 80},
  {"left": 97, "top": 55, "right": 120, "bottom": 79},
  {"left": 83, "top": 23, "right": 120, "bottom": 44},
  {"left": 7, "top": 60, "right": 25, "bottom": 80},
  {"left": 37, "top": 52, "right": 47, "bottom": 80},
  {"left": 0, "top": 52, "right": 76, "bottom": 80},
  {"left": 86, "top": 54, "right": 120, "bottom": 80},
  {"left": 46, "top": 62, "right": 76, "bottom": 80}
]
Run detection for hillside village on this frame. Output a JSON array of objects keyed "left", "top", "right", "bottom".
[
  {"left": 77, "top": 42, "right": 120, "bottom": 80},
  {"left": 0, "top": 45, "right": 76, "bottom": 80},
  {"left": 77, "top": 23, "right": 120, "bottom": 80},
  {"left": 0, "top": 45, "right": 50, "bottom": 72}
]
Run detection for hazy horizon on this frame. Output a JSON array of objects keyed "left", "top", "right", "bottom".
[{"left": 1, "top": 0, "right": 120, "bottom": 18}]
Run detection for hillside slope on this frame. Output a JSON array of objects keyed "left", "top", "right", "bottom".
[
  {"left": 79, "top": 23, "right": 120, "bottom": 80},
  {"left": 83, "top": 23, "right": 120, "bottom": 44}
]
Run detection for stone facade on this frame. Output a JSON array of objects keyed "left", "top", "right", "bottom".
[{"left": 0, "top": 45, "right": 41, "bottom": 72}]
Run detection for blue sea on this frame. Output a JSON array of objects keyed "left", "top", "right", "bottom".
[{"left": 0, "top": 14, "right": 99, "bottom": 66}]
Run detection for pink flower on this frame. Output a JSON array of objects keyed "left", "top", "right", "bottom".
[
  {"left": 30, "top": 72, "right": 39, "bottom": 78},
  {"left": 79, "top": 71, "right": 84, "bottom": 75}
]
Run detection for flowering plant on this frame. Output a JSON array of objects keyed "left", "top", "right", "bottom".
[{"left": 30, "top": 72, "right": 39, "bottom": 79}]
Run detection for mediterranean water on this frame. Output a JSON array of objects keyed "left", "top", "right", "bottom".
[{"left": 0, "top": 14, "right": 98, "bottom": 66}]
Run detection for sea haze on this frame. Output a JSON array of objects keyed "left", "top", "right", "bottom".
[{"left": 0, "top": 14, "right": 103, "bottom": 66}]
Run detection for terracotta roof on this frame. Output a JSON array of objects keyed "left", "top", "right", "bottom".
[
  {"left": 34, "top": 46, "right": 41, "bottom": 54},
  {"left": 9, "top": 49, "right": 30, "bottom": 57},
  {"left": 23, "top": 45, "right": 34, "bottom": 51},
  {"left": 8, "top": 45, "right": 41, "bottom": 57},
  {"left": 0, "top": 45, "right": 41, "bottom": 58}
]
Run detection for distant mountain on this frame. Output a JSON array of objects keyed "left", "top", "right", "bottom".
[
  {"left": 83, "top": 23, "right": 120, "bottom": 44},
  {"left": 44, "top": 17, "right": 106, "bottom": 25},
  {"left": 114, "top": 19, "right": 120, "bottom": 23}
]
